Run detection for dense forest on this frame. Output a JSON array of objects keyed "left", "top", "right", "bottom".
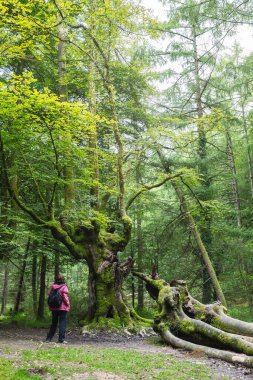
[{"left": 1, "top": 0, "right": 253, "bottom": 369}]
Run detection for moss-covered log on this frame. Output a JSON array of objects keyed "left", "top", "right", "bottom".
[{"left": 133, "top": 272, "right": 253, "bottom": 368}]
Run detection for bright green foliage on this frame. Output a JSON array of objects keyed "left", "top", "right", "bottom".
[{"left": 1, "top": 0, "right": 253, "bottom": 328}]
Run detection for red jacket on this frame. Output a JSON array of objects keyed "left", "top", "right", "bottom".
[{"left": 48, "top": 283, "right": 70, "bottom": 311}]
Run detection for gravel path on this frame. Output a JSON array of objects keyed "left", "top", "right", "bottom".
[{"left": 1, "top": 326, "right": 253, "bottom": 379}]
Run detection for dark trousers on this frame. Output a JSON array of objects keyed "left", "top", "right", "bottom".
[{"left": 47, "top": 310, "right": 68, "bottom": 342}]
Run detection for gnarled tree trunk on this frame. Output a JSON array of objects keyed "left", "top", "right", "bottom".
[
  {"left": 86, "top": 257, "right": 133, "bottom": 325},
  {"left": 51, "top": 216, "right": 134, "bottom": 326},
  {"left": 133, "top": 271, "right": 253, "bottom": 368}
]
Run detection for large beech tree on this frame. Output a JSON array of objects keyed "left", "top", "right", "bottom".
[
  {"left": 0, "top": 72, "right": 182, "bottom": 324},
  {"left": 0, "top": 71, "right": 134, "bottom": 324},
  {"left": 0, "top": 0, "right": 164, "bottom": 325}
]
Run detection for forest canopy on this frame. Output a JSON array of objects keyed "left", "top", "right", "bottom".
[{"left": 1, "top": 0, "right": 253, "bottom": 363}]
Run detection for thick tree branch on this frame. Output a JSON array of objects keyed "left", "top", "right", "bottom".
[
  {"left": 126, "top": 173, "right": 182, "bottom": 210},
  {"left": 21, "top": 155, "right": 48, "bottom": 213}
]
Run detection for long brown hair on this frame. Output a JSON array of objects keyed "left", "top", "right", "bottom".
[{"left": 55, "top": 274, "right": 65, "bottom": 284}]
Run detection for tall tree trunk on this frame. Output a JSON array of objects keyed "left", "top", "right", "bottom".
[
  {"left": 87, "top": 21, "right": 99, "bottom": 209},
  {"left": 85, "top": 250, "right": 133, "bottom": 325},
  {"left": 14, "top": 238, "right": 31, "bottom": 314},
  {"left": 50, "top": 216, "right": 133, "bottom": 325},
  {"left": 136, "top": 202, "right": 144, "bottom": 309},
  {"left": 226, "top": 130, "right": 242, "bottom": 227},
  {"left": 173, "top": 184, "right": 227, "bottom": 307},
  {"left": 130, "top": 242, "right": 135, "bottom": 308},
  {"left": 57, "top": 13, "right": 75, "bottom": 210},
  {"left": 1, "top": 262, "right": 9, "bottom": 315},
  {"left": 37, "top": 251, "right": 47, "bottom": 320},
  {"left": 157, "top": 151, "right": 227, "bottom": 306},
  {"left": 54, "top": 248, "right": 60, "bottom": 279},
  {"left": 242, "top": 105, "right": 253, "bottom": 198},
  {"left": 136, "top": 167, "right": 144, "bottom": 309},
  {"left": 32, "top": 249, "right": 37, "bottom": 316},
  {"left": 193, "top": 30, "right": 213, "bottom": 303},
  {"left": 226, "top": 127, "right": 253, "bottom": 310}
]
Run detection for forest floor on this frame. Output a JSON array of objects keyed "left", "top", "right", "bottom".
[{"left": 0, "top": 326, "right": 253, "bottom": 380}]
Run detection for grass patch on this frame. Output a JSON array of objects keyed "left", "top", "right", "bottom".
[
  {"left": 0, "top": 313, "right": 51, "bottom": 329},
  {"left": 228, "top": 304, "right": 252, "bottom": 322},
  {"left": 0, "top": 358, "right": 42, "bottom": 379},
  {"left": 22, "top": 346, "right": 212, "bottom": 379}
]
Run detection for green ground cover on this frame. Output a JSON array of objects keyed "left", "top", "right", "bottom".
[{"left": 0, "top": 345, "right": 213, "bottom": 380}]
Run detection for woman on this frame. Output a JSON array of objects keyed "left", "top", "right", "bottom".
[{"left": 46, "top": 274, "right": 70, "bottom": 343}]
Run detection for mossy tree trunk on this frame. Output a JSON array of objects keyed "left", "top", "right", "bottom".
[
  {"left": 50, "top": 215, "right": 133, "bottom": 325},
  {"left": 134, "top": 271, "right": 253, "bottom": 368},
  {"left": 86, "top": 257, "right": 133, "bottom": 324}
]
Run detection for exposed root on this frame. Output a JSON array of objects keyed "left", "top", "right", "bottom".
[
  {"left": 133, "top": 271, "right": 253, "bottom": 368},
  {"left": 185, "top": 294, "right": 253, "bottom": 337},
  {"left": 161, "top": 327, "right": 253, "bottom": 368}
]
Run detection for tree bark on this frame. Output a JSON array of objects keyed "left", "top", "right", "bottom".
[
  {"left": 54, "top": 241, "right": 60, "bottom": 279},
  {"left": 56, "top": 11, "right": 75, "bottom": 211},
  {"left": 225, "top": 128, "right": 253, "bottom": 309},
  {"left": 37, "top": 251, "right": 47, "bottom": 320},
  {"left": 85, "top": 250, "right": 133, "bottom": 325},
  {"left": 87, "top": 5, "right": 99, "bottom": 209},
  {"left": 1, "top": 262, "right": 9, "bottom": 315},
  {"left": 14, "top": 237, "right": 31, "bottom": 314},
  {"left": 226, "top": 130, "right": 242, "bottom": 227},
  {"left": 136, "top": 167, "right": 144, "bottom": 309},
  {"left": 137, "top": 209, "right": 144, "bottom": 310},
  {"left": 32, "top": 249, "right": 37, "bottom": 316},
  {"left": 242, "top": 104, "right": 253, "bottom": 198},
  {"left": 193, "top": 29, "right": 213, "bottom": 303}
]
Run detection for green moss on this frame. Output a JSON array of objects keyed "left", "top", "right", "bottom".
[
  {"left": 102, "top": 231, "right": 125, "bottom": 250},
  {"left": 98, "top": 265, "right": 114, "bottom": 284},
  {"left": 210, "top": 316, "right": 226, "bottom": 330},
  {"left": 87, "top": 316, "right": 124, "bottom": 330},
  {"left": 122, "top": 214, "right": 132, "bottom": 234},
  {"left": 158, "top": 285, "right": 173, "bottom": 307},
  {"left": 179, "top": 319, "right": 195, "bottom": 334}
]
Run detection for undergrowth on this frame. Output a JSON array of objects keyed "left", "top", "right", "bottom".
[{"left": 228, "top": 304, "right": 252, "bottom": 322}]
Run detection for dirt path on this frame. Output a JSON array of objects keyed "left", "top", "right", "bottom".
[{"left": 0, "top": 326, "right": 253, "bottom": 379}]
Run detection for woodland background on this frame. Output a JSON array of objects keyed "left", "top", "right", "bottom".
[{"left": 1, "top": 0, "right": 253, "bottom": 326}]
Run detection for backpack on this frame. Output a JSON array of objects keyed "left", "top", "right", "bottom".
[{"left": 47, "top": 285, "right": 64, "bottom": 308}]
